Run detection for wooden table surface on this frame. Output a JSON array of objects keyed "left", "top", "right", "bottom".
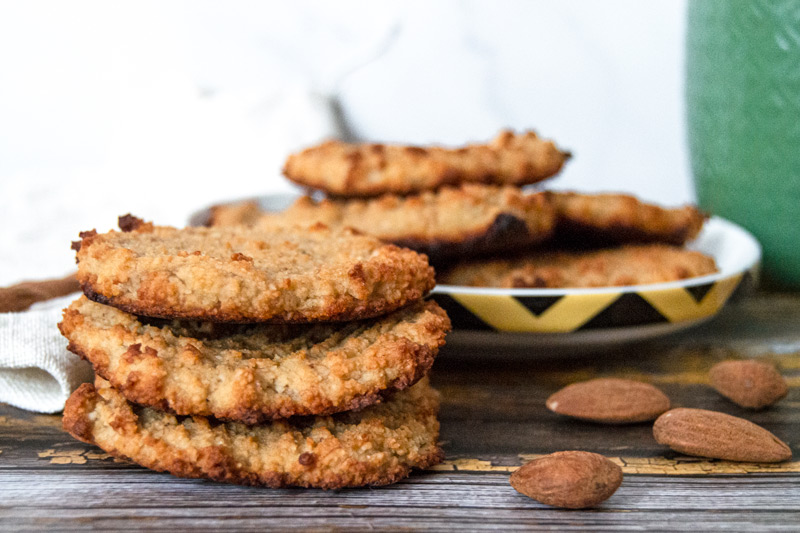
[{"left": 1, "top": 293, "right": 799, "bottom": 531}]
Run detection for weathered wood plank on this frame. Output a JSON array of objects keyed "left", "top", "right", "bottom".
[
  {"left": 1, "top": 472, "right": 799, "bottom": 531},
  {"left": 2, "top": 512, "right": 800, "bottom": 532},
  {"left": 2, "top": 471, "right": 800, "bottom": 509}
]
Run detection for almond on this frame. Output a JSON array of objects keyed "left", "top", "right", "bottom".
[
  {"left": 709, "top": 360, "right": 788, "bottom": 409},
  {"left": 653, "top": 408, "right": 792, "bottom": 463},
  {"left": 546, "top": 378, "right": 670, "bottom": 423},
  {"left": 510, "top": 451, "right": 622, "bottom": 509}
]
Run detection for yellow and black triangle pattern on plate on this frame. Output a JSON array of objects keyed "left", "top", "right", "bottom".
[{"left": 432, "top": 273, "right": 747, "bottom": 333}]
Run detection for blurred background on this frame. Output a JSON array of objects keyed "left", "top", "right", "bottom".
[{"left": 0, "top": 0, "right": 689, "bottom": 284}]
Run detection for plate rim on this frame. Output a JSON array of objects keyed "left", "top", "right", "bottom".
[
  {"left": 443, "top": 314, "right": 716, "bottom": 349},
  {"left": 432, "top": 216, "right": 760, "bottom": 298}
]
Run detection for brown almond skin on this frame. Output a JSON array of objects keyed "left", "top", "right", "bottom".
[
  {"left": 546, "top": 378, "right": 670, "bottom": 424},
  {"left": 653, "top": 408, "right": 792, "bottom": 463},
  {"left": 709, "top": 360, "right": 788, "bottom": 409},
  {"left": 510, "top": 451, "right": 623, "bottom": 509}
]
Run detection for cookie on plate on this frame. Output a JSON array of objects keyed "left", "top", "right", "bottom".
[
  {"left": 283, "top": 130, "right": 569, "bottom": 197},
  {"left": 206, "top": 200, "right": 265, "bottom": 228},
  {"left": 63, "top": 376, "right": 443, "bottom": 489},
  {"left": 60, "top": 296, "right": 451, "bottom": 423},
  {"left": 547, "top": 191, "right": 706, "bottom": 247},
  {"left": 73, "top": 216, "right": 435, "bottom": 323},
  {"left": 440, "top": 244, "right": 718, "bottom": 288},
  {"left": 208, "top": 185, "right": 556, "bottom": 263}
]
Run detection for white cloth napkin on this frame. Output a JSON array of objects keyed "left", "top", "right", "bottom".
[{"left": 0, "top": 293, "right": 93, "bottom": 413}]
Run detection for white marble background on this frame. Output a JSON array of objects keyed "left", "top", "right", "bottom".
[{"left": 0, "top": 0, "right": 690, "bottom": 285}]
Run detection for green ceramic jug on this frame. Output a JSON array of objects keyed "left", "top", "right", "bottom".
[{"left": 687, "top": 0, "right": 800, "bottom": 289}]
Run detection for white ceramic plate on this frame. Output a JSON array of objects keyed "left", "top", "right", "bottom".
[{"left": 434, "top": 216, "right": 760, "bottom": 349}]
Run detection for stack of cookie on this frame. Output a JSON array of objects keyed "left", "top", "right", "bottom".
[
  {"left": 60, "top": 215, "right": 451, "bottom": 488},
  {"left": 207, "top": 129, "right": 715, "bottom": 288}
]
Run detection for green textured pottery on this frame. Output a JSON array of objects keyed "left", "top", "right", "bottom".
[{"left": 687, "top": 0, "right": 800, "bottom": 289}]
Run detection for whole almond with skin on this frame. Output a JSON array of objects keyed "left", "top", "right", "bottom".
[
  {"left": 709, "top": 360, "right": 788, "bottom": 409},
  {"left": 546, "top": 378, "right": 670, "bottom": 423},
  {"left": 653, "top": 408, "right": 792, "bottom": 463},
  {"left": 510, "top": 451, "right": 623, "bottom": 509}
]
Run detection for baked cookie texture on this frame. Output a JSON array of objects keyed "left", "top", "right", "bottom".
[
  {"left": 548, "top": 191, "right": 706, "bottom": 247},
  {"left": 283, "top": 130, "right": 569, "bottom": 197},
  {"left": 73, "top": 216, "right": 435, "bottom": 323},
  {"left": 440, "top": 244, "right": 718, "bottom": 288},
  {"left": 63, "top": 377, "right": 443, "bottom": 489},
  {"left": 60, "top": 296, "right": 451, "bottom": 423},
  {"left": 207, "top": 200, "right": 265, "bottom": 228},
  {"left": 208, "top": 185, "right": 556, "bottom": 262}
]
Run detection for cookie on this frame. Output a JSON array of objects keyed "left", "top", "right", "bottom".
[
  {"left": 63, "top": 376, "right": 443, "bottom": 489},
  {"left": 283, "top": 130, "right": 569, "bottom": 197},
  {"left": 440, "top": 244, "right": 718, "bottom": 288},
  {"left": 73, "top": 216, "right": 435, "bottom": 323},
  {"left": 547, "top": 191, "right": 706, "bottom": 247},
  {"left": 208, "top": 185, "right": 556, "bottom": 262},
  {"left": 60, "top": 296, "right": 450, "bottom": 423},
  {"left": 206, "top": 200, "right": 265, "bottom": 228}
]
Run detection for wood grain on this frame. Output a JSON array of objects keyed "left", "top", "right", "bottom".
[
  {"left": 0, "top": 471, "right": 798, "bottom": 531},
  {"left": 1, "top": 293, "right": 799, "bottom": 531}
]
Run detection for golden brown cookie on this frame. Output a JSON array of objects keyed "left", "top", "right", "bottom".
[
  {"left": 60, "top": 296, "right": 450, "bottom": 423},
  {"left": 63, "top": 376, "right": 443, "bottom": 489},
  {"left": 547, "top": 191, "right": 706, "bottom": 246},
  {"left": 73, "top": 216, "right": 435, "bottom": 323},
  {"left": 206, "top": 200, "right": 265, "bottom": 227},
  {"left": 440, "top": 244, "right": 718, "bottom": 288},
  {"left": 207, "top": 185, "right": 556, "bottom": 262},
  {"left": 283, "top": 130, "right": 569, "bottom": 197}
]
